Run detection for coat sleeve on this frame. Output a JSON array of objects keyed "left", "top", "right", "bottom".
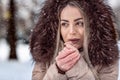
[
  {"left": 32, "top": 62, "right": 46, "bottom": 80},
  {"left": 65, "top": 56, "right": 119, "bottom": 80},
  {"left": 32, "top": 62, "right": 67, "bottom": 80},
  {"left": 43, "top": 63, "right": 67, "bottom": 80},
  {"left": 65, "top": 56, "right": 95, "bottom": 80},
  {"left": 98, "top": 60, "right": 119, "bottom": 80}
]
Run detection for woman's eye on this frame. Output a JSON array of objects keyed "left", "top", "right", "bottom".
[
  {"left": 61, "top": 23, "right": 68, "bottom": 27},
  {"left": 75, "top": 21, "right": 84, "bottom": 27}
]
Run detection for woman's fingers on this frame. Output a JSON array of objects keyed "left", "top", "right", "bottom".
[
  {"left": 57, "top": 47, "right": 76, "bottom": 59},
  {"left": 61, "top": 54, "right": 80, "bottom": 70},
  {"left": 56, "top": 51, "right": 80, "bottom": 65},
  {"left": 57, "top": 42, "right": 77, "bottom": 59},
  {"left": 56, "top": 53, "right": 80, "bottom": 71},
  {"left": 64, "top": 41, "right": 72, "bottom": 46},
  {"left": 56, "top": 48, "right": 80, "bottom": 72},
  {"left": 56, "top": 42, "right": 81, "bottom": 72},
  {"left": 64, "top": 42, "right": 76, "bottom": 50}
]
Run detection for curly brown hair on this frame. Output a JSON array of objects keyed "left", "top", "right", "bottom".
[{"left": 30, "top": 0, "right": 119, "bottom": 66}]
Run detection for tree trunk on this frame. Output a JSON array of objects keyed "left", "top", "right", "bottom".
[{"left": 8, "top": 0, "right": 17, "bottom": 59}]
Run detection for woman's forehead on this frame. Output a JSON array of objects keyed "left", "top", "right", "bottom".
[{"left": 60, "top": 5, "right": 83, "bottom": 19}]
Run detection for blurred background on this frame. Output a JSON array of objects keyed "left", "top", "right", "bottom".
[{"left": 0, "top": 0, "right": 119, "bottom": 80}]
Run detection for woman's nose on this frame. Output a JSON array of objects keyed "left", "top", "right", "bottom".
[{"left": 69, "top": 24, "right": 76, "bottom": 35}]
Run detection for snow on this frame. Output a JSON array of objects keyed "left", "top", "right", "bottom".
[
  {"left": 0, "top": 38, "right": 32, "bottom": 62},
  {"left": 16, "top": 41, "right": 32, "bottom": 62},
  {"left": 0, "top": 39, "right": 33, "bottom": 80},
  {"left": 0, "top": 39, "right": 10, "bottom": 61},
  {"left": 0, "top": 60, "right": 34, "bottom": 80}
]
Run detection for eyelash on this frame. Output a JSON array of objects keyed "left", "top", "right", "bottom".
[
  {"left": 61, "top": 23, "right": 68, "bottom": 27},
  {"left": 61, "top": 21, "right": 84, "bottom": 27},
  {"left": 75, "top": 21, "right": 84, "bottom": 27}
]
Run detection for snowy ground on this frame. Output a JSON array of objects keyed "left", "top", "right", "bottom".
[
  {"left": 0, "top": 39, "right": 32, "bottom": 62},
  {"left": 0, "top": 39, "right": 33, "bottom": 80},
  {"left": 0, "top": 60, "right": 34, "bottom": 80}
]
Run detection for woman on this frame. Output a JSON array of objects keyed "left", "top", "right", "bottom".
[{"left": 30, "top": 0, "right": 119, "bottom": 80}]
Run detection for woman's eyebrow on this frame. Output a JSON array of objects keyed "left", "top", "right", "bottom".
[
  {"left": 61, "top": 19, "right": 69, "bottom": 22},
  {"left": 74, "top": 18, "right": 83, "bottom": 22},
  {"left": 60, "top": 18, "right": 83, "bottom": 22}
]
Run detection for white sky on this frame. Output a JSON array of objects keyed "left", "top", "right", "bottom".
[{"left": 108, "top": 0, "right": 120, "bottom": 8}]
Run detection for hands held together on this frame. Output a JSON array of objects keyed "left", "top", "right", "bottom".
[{"left": 56, "top": 42, "right": 81, "bottom": 72}]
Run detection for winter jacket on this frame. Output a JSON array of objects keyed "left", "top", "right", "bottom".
[{"left": 32, "top": 56, "right": 118, "bottom": 80}]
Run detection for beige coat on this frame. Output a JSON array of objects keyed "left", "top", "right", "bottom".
[{"left": 32, "top": 56, "right": 118, "bottom": 80}]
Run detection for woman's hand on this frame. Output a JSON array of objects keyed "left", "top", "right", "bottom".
[{"left": 55, "top": 42, "right": 80, "bottom": 72}]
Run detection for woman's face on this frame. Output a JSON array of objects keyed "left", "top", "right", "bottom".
[{"left": 60, "top": 5, "right": 84, "bottom": 49}]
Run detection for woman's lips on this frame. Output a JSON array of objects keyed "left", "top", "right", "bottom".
[{"left": 68, "top": 39, "right": 80, "bottom": 44}]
